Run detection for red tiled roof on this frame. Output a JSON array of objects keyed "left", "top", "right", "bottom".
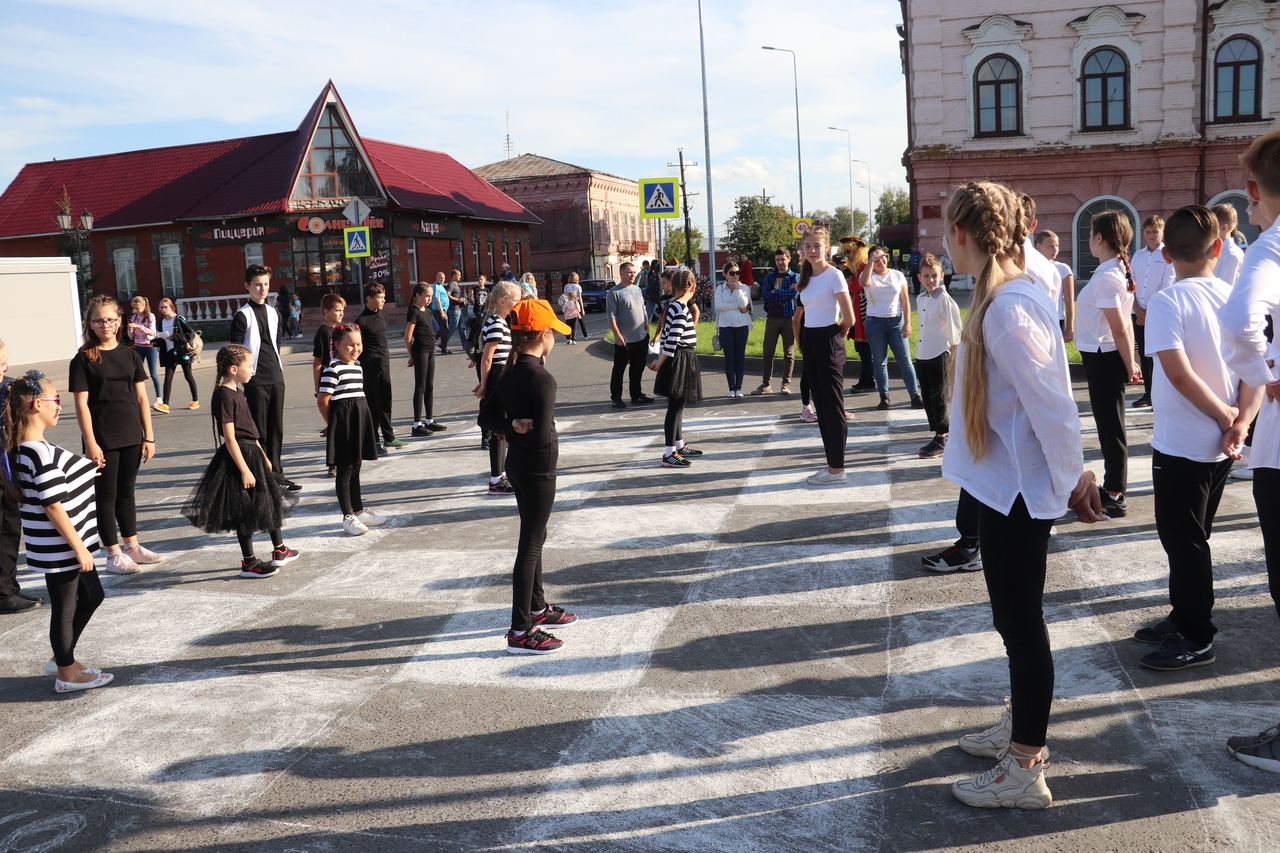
[{"left": 365, "top": 139, "right": 539, "bottom": 224}]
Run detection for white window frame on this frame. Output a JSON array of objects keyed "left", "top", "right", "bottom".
[
  {"left": 243, "top": 242, "right": 264, "bottom": 269},
  {"left": 113, "top": 247, "right": 137, "bottom": 299},
  {"left": 961, "top": 16, "right": 1033, "bottom": 140},
  {"left": 406, "top": 238, "right": 418, "bottom": 282},
  {"left": 159, "top": 243, "right": 184, "bottom": 298},
  {"left": 1069, "top": 7, "right": 1142, "bottom": 136},
  {"left": 1208, "top": 0, "right": 1275, "bottom": 125}
]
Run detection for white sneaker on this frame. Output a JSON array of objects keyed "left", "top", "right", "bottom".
[
  {"left": 357, "top": 509, "right": 387, "bottom": 527},
  {"left": 806, "top": 469, "right": 847, "bottom": 486},
  {"left": 342, "top": 514, "right": 369, "bottom": 536},
  {"left": 958, "top": 698, "right": 1012, "bottom": 757},
  {"left": 103, "top": 551, "right": 140, "bottom": 574},
  {"left": 951, "top": 753, "right": 1052, "bottom": 810}
]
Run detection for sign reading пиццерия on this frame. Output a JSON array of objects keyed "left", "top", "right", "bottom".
[{"left": 639, "top": 178, "right": 680, "bottom": 219}]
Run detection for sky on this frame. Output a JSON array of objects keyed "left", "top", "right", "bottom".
[{"left": 0, "top": 0, "right": 909, "bottom": 241}]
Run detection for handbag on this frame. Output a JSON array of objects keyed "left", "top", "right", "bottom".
[{"left": 711, "top": 332, "right": 722, "bottom": 352}]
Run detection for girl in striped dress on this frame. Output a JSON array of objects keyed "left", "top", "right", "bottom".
[
  {"left": 5, "top": 371, "right": 114, "bottom": 693},
  {"left": 318, "top": 324, "right": 384, "bottom": 535},
  {"left": 472, "top": 281, "right": 522, "bottom": 495},
  {"left": 649, "top": 268, "right": 703, "bottom": 467}
]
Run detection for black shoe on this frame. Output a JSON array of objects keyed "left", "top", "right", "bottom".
[
  {"left": 327, "top": 466, "right": 336, "bottom": 478},
  {"left": 910, "top": 394, "right": 926, "bottom": 409},
  {"left": 1134, "top": 615, "right": 1177, "bottom": 644},
  {"left": 480, "top": 439, "right": 491, "bottom": 451},
  {"left": 1101, "top": 492, "right": 1127, "bottom": 518},
  {"left": 1140, "top": 633, "right": 1215, "bottom": 671},
  {"left": 17, "top": 590, "right": 42, "bottom": 603},
  {"left": 918, "top": 435, "right": 947, "bottom": 459},
  {"left": 632, "top": 395, "right": 655, "bottom": 405},
  {"left": 877, "top": 395, "right": 890, "bottom": 411},
  {"left": 426, "top": 422, "right": 447, "bottom": 432},
  {"left": 283, "top": 479, "right": 302, "bottom": 492},
  {"left": 921, "top": 545, "right": 982, "bottom": 573},
  {"left": 0, "top": 594, "right": 39, "bottom": 614},
  {"left": 411, "top": 425, "right": 432, "bottom": 437},
  {"left": 1132, "top": 395, "right": 1152, "bottom": 408},
  {"left": 611, "top": 399, "right": 627, "bottom": 409}
]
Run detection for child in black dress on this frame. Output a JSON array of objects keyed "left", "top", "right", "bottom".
[
  {"left": 478, "top": 299, "right": 577, "bottom": 655},
  {"left": 649, "top": 268, "right": 703, "bottom": 468},
  {"left": 317, "top": 324, "right": 385, "bottom": 536},
  {"left": 182, "top": 345, "right": 298, "bottom": 578}
]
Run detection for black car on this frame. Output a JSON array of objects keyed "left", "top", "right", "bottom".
[{"left": 578, "top": 279, "right": 614, "bottom": 312}]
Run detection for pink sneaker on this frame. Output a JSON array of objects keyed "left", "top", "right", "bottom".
[
  {"left": 122, "top": 543, "right": 166, "bottom": 564},
  {"left": 800, "top": 407, "right": 818, "bottom": 423}
]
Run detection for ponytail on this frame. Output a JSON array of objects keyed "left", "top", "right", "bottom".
[{"left": 797, "top": 259, "right": 814, "bottom": 292}]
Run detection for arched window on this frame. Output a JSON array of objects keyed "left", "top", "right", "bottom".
[
  {"left": 1082, "top": 48, "right": 1129, "bottom": 131},
  {"left": 1215, "top": 37, "right": 1261, "bottom": 122},
  {"left": 1073, "top": 197, "right": 1139, "bottom": 283},
  {"left": 974, "top": 55, "right": 1022, "bottom": 137}
]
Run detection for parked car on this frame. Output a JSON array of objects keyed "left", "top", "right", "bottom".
[{"left": 578, "top": 279, "right": 614, "bottom": 312}]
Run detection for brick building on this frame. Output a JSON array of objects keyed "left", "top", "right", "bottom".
[
  {"left": 899, "top": 0, "right": 1279, "bottom": 282},
  {"left": 0, "top": 82, "right": 538, "bottom": 315},
  {"left": 475, "top": 154, "right": 654, "bottom": 282}
]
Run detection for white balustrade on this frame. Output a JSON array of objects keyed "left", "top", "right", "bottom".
[{"left": 176, "top": 294, "right": 276, "bottom": 323}]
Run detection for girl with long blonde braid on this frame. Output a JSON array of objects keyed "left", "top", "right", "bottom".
[{"left": 940, "top": 182, "right": 1105, "bottom": 810}]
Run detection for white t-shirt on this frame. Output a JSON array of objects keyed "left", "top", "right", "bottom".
[
  {"left": 863, "top": 268, "right": 906, "bottom": 317},
  {"left": 1053, "top": 261, "right": 1073, "bottom": 321},
  {"left": 800, "top": 266, "right": 848, "bottom": 327},
  {"left": 1215, "top": 237, "right": 1245, "bottom": 287},
  {"left": 1074, "top": 258, "right": 1133, "bottom": 353},
  {"left": 1221, "top": 220, "right": 1280, "bottom": 471},
  {"left": 1024, "top": 236, "right": 1063, "bottom": 310},
  {"left": 1132, "top": 244, "right": 1176, "bottom": 310},
  {"left": 563, "top": 282, "right": 582, "bottom": 301},
  {"left": 1145, "top": 276, "right": 1236, "bottom": 463}
]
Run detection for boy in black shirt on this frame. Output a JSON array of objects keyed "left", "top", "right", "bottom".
[{"left": 357, "top": 283, "right": 402, "bottom": 452}]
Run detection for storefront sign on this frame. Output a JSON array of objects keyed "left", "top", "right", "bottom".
[
  {"left": 295, "top": 215, "right": 386, "bottom": 234},
  {"left": 391, "top": 216, "right": 462, "bottom": 240},
  {"left": 190, "top": 218, "right": 289, "bottom": 247}
]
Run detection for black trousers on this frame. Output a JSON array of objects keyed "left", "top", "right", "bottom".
[
  {"left": 854, "top": 341, "right": 874, "bottom": 388},
  {"left": 95, "top": 446, "right": 141, "bottom": 548},
  {"left": 611, "top": 339, "right": 648, "bottom": 401},
  {"left": 1133, "top": 316, "right": 1153, "bottom": 397},
  {"left": 915, "top": 351, "right": 951, "bottom": 434},
  {"left": 0, "top": 496, "right": 20, "bottom": 598},
  {"left": 236, "top": 526, "right": 283, "bottom": 560},
  {"left": 978, "top": 494, "right": 1055, "bottom": 748},
  {"left": 956, "top": 488, "right": 980, "bottom": 550},
  {"left": 507, "top": 460, "right": 554, "bottom": 633},
  {"left": 1081, "top": 349, "right": 1129, "bottom": 494},
  {"left": 361, "top": 358, "right": 395, "bottom": 442},
  {"left": 1153, "top": 449, "right": 1232, "bottom": 648},
  {"left": 162, "top": 359, "right": 198, "bottom": 406},
  {"left": 575, "top": 316, "right": 589, "bottom": 337},
  {"left": 244, "top": 380, "right": 286, "bottom": 473},
  {"left": 1254, "top": 468, "right": 1280, "bottom": 619},
  {"left": 411, "top": 345, "right": 436, "bottom": 422},
  {"left": 45, "top": 568, "right": 104, "bottom": 667},
  {"left": 664, "top": 396, "right": 686, "bottom": 447},
  {"left": 335, "top": 460, "right": 365, "bottom": 517},
  {"left": 801, "top": 324, "right": 848, "bottom": 470}
]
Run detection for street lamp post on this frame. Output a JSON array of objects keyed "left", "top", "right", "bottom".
[
  {"left": 828, "top": 127, "right": 854, "bottom": 236},
  {"left": 762, "top": 45, "right": 803, "bottom": 216},
  {"left": 851, "top": 159, "right": 871, "bottom": 238},
  {"left": 56, "top": 207, "right": 95, "bottom": 306}
]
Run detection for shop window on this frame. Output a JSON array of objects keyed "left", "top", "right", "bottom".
[
  {"left": 487, "top": 240, "right": 495, "bottom": 276},
  {"left": 292, "top": 105, "right": 378, "bottom": 201},
  {"left": 1073, "top": 196, "right": 1139, "bottom": 283},
  {"left": 1081, "top": 48, "right": 1129, "bottom": 131},
  {"left": 1215, "top": 37, "right": 1262, "bottom": 122},
  {"left": 406, "top": 238, "right": 418, "bottom": 282},
  {"left": 158, "top": 244, "right": 183, "bottom": 298},
  {"left": 974, "top": 55, "right": 1022, "bottom": 137},
  {"left": 472, "top": 235, "right": 481, "bottom": 279},
  {"left": 244, "top": 243, "right": 264, "bottom": 270},
  {"left": 113, "top": 247, "right": 137, "bottom": 299},
  {"left": 515, "top": 241, "right": 523, "bottom": 273}
]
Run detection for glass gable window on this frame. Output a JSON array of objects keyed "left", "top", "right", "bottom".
[
  {"left": 1216, "top": 37, "right": 1261, "bottom": 122},
  {"left": 1082, "top": 49, "right": 1129, "bottom": 131},
  {"left": 974, "top": 55, "right": 1021, "bottom": 137},
  {"left": 292, "top": 105, "right": 379, "bottom": 201}
]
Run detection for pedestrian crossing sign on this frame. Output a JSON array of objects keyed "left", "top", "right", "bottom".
[
  {"left": 639, "top": 178, "right": 680, "bottom": 219},
  {"left": 343, "top": 226, "right": 371, "bottom": 258}
]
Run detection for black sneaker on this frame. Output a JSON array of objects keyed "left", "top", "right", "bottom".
[
  {"left": 488, "top": 478, "right": 515, "bottom": 495},
  {"left": 676, "top": 445, "right": 703, "bottom": 457},
  {"left": 662, "top": 453, "right": 691, "bottom": 468},
  {"left": 0, "top": 594, "right": 39, "bottom": 614},
  {"left": 1140, "top": 633, "right": 1214, "bottom": 670},
  {"left": 507, "top": 628, "right": 564, "bottom": 655},
  {"left": 1134, "top": 615, "right": 1177, "bottom": 644},
  {"left": 426, "top": 422, "right": 447, "bottom": 432},
  {"left": 632, "top": 395, "right": 655, "bottom": 405},
  {"left": 921, "top": 545, "right": 982, "bottom": 573},
  {"left": 877, "top": 395, "right": 890, "bottom": 411},
  {"left": 532, "top": 604, "right": 577, "bottom": 627},
  {"left": 270, "top": 545, "right": 299, "bottom": 567},
  {"left": 919, "top": 436, "right": 947, "bottom": 459},
  {"left": 1101, "top": 492, "right": 1128, "bottom": 518},
  {"left": 611, "top": 398, "right": 627, "bottom": 409},
  {"left": 411, "top": 425, "right": 432, "bottom": 437},
  {"left": 327, "top": 466, "right": 336, "bottom": 478},
  {"left": 910, "top": 394, "right": 926, "bottom": 409},
  {"left": 1132, "top": 395, "right": 1152, "bottom": 408},
  {"left": 1228, "top": 722, "right": 1280, "bottom": 773},
  {"left": 239, "top": 557, "right": 278, "bottom": 579}
]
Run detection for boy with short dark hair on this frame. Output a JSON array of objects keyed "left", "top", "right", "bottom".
[
  {"left": 312, "top": 293, "right": 346, "bottom": 394},
  {"left": 357, "top": 283, "right": 402, "bottom": 453},
  {"left": 1134, "top": 205, "right": 1260, "bottom": 672}
]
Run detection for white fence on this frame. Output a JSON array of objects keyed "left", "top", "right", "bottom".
[{"left": 177, "top": 294, "right": 276, "bottom": 323}]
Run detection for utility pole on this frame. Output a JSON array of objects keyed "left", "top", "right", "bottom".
[{"left": 668, "top": 149, "right": 699, "bottom": 266}]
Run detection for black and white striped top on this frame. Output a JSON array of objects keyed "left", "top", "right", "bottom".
[
  {"left": 660, "top": 300, "right": 697, "bottom": 357},
  {"left": 318, "top": 360, "right": 366, "bottom": 402},
  {"left": 12, "top": 441, "right": 100, "bottom": 573},
  {"left": 482, "top": 315, "right": 513, "bottom": 369}
]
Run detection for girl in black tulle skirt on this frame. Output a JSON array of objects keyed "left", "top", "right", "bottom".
[
  {"left": 181, "top": 344, "right": 298, "bottom": 578},
  {"left": 649, "top": 268, "right": 703, "bottom": 468}
]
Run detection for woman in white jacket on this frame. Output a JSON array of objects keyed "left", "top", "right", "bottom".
[{"left": 715, "top": 260, "right": 753, "bottom": 396}]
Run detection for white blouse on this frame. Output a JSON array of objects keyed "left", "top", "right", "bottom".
[
  {"left": 1074, "top": 258, "right": 1132, "bottom": 353},
  {"left": 714, "top": 283, "right": 753, "bottom": 328},
  {"left": 1221, "top": 220, "right": 1280, "bottom": 471}
]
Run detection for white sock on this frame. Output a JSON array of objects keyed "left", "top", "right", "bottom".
[
  {"left": 665, "top": 445, "right": 676, "bottom": 456},
  {"left": 424, "top": 419, "right": 433, "bottom": 425},
  {"left": 676, "top": 440, "right": 686, "bottom": 450},
  {"left": 490, "top": 476, "right": 502, "bottom": 485}
]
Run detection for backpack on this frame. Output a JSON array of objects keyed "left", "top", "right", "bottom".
[{"left": 170, "top": 316, "right": 203, "bottom": 361}]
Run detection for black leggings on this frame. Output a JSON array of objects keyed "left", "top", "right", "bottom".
[
  {"left": 163, "top": 360, "right": 198, "bottom": 406},
  {"left": 978, "top": 495, "right": 1054, "bottom": 748},
  {"left": 664, "top": 396, "right": 686, "bottom": 447},
  {"left": 336, "top": 460, "right": 365, "bottom": 517},
  {"left": 1252, "top": 468, "right": 1280, "bottom": 620},
  {"left": 1081, "top": 349, "right": 1129, "bottom": 494},
  {"left": 236, "top": 525, "right": 283, "bottom": 560},
  {"left": 45, "top": 568, "right": 105, "bottom": 667},
  {"left": 576, "top": 316, "right": 589, "bottom": 337},
  {"left": 411, "top": 345, "right": 436, "bottom": 422},
  {"left": 508, "top": 462, "right": 555, "bottom": 632},
  {"left": 95, "top": 446, "right": 141, "bottom": 548},
  {"left": 800, "top": 373, "right": 810, "bottom": 406},
  {"left": 801, "top": 324, "right": 848, "bottom": 470}
]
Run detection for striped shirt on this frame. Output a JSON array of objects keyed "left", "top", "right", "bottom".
[
  {"left": 12, "top": 441, "right": 100, "bottom": 573},
  {"left": 660, "top": 300, "right": 697, "bottom": 357},
  {"left": 318, "top": 360, "right": 366, "bottom": 402},
  {"left": 482, "top": 315, "right": 513, "bottom": 368}
]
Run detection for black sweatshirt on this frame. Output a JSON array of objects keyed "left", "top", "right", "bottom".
[{"left": 479, "top": 353, "right": 557, "bottom": 477}]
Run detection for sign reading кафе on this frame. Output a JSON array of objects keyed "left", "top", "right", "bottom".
[
  {"left": 190, "top": 218, "right": 289, "bottom": 247},
  {"left": 391, "top": 215, "right": 462, "bottom": 241}
]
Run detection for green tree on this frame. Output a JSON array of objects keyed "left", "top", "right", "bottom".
[
  {"left": 875, "top": 186, "right": 911, "bottom": 228},
  {"left": 664, "top": 224, "right": 704, "bottom": 265},
  {"left": 723, "top": 196, "right": 794, "bottom": 265}
]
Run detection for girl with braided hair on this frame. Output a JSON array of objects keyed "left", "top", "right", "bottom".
[
  {"left": 940, "top": 181, "right": 1105, "bottom": 810},
  {"left": 1075, "top": 210, "right": 1142, "bottom": 517}
]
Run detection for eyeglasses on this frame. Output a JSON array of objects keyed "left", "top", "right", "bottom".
[
  {"left": 33, "top": 395, "right": 60, "bottom": 407},
  {"left": 726, "top": 271, "right": 740, "bottom": 277},
  {"left": 90, "top": 318, "right": 120, "bottom": 327}
]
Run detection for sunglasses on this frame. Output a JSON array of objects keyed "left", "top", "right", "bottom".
[
  {"left": 726, "top": 270, "right": 740, "bottom": 277},
  {"left": 33, "top": 395, "right": 60, "bottom": 408}
]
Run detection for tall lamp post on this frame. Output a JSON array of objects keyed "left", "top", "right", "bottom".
[
  {"left": 762, "top": 45, "right": 803, "bottom": 216},
  {"left": 828, "top": 126, "right": 854, "bottom": 235},
  {"left": 851, "top": 159, "right": 871, "bottom": 238},
  {"left": 56, "top": 207, "right": 95, "bottom": 306}
]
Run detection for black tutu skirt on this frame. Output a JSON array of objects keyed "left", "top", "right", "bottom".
[
  {"left": 182, "top": 440, "right": 297, "bottom": 534},
  {"left": 327, "top": 397, "right": 378, "bottom": 466},
  {"left": 654, "top": 347, "right": 702, "bottom": 402}
]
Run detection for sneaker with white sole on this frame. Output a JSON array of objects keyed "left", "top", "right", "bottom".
[
  {"left": 922, "top": 545, "right": 982, "bottom": 573},
  {"left": 806, "top": 469, "right": 847, "bottom": 486},
  {"left": 269, "top": 545, "right": 299, "bottom": 568},
  {"left": 1139, "top": 633, "right": 1214, "bottom": 670},
  {"left": 1228, "top": 721, "right": 1280, "bottom": 773},
  {"left": 958, "top": 698, "right": 1013, "bottom": 758},
  {"left": 103, "top": 551, "right": 140, "bottom": 575},
  {"left": 506, "top": 628, "right": 564, "bottom": 655},
  {"left": 239, "top": 557, "right": 278, "bottom": 579},
  {"left": 153, "top": 402, "right": 170, "bottom": 413},
  {"left": 951, "top": 753, "right": 1052, "bottom": 810},
  {"left": 357, "top": 509, "right": 387, "bottom": 527},
  {"left": 800, "top": 407, "right": 818, "bottom": 423},
  {"left": 122, "top": 543, "right": 166, "bottom": 564},
  {"left": 343, "top": 514, "right": 369, "bottom": 536}
]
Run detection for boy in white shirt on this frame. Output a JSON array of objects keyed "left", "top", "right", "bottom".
[
  {"left": 1212, "top": 203, "right": 1246, "bottom": 287},
  {"left": 1131, "top": 215, "right": 1177, "bottom": 408},
  {"left": 1135, "top": 205, "right": 1261, "bottom": 672},
  {"left": 913, "top": 254, "right": 961, "bottom": 458}
]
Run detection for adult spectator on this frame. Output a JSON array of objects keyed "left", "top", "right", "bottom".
[
  {"left": 501, "top": 263, "right": 517, "bottom": 282},
  {"left": 563, "top": 273, "right": 589, "bottom": 340},
  {"left": 908, "top": 245, "right": 923, "bottom": 295},
  {"left": 752, "top": 247, "right": 799, "bottom": 395},
  {"left": 715, "top": 259, "right": 752, "bottom": 397},
  {"left": 444, "top": 270, "right": 468, "bottom": 354},
  {"left": 644, "top": 260, "right": 664, "bottom": 322},
  {"left": 607, "top": 262, "right": 654, "bottom": 408},
  {"left": 739, "top": 251, "right": 755, "bottom": 291}
]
